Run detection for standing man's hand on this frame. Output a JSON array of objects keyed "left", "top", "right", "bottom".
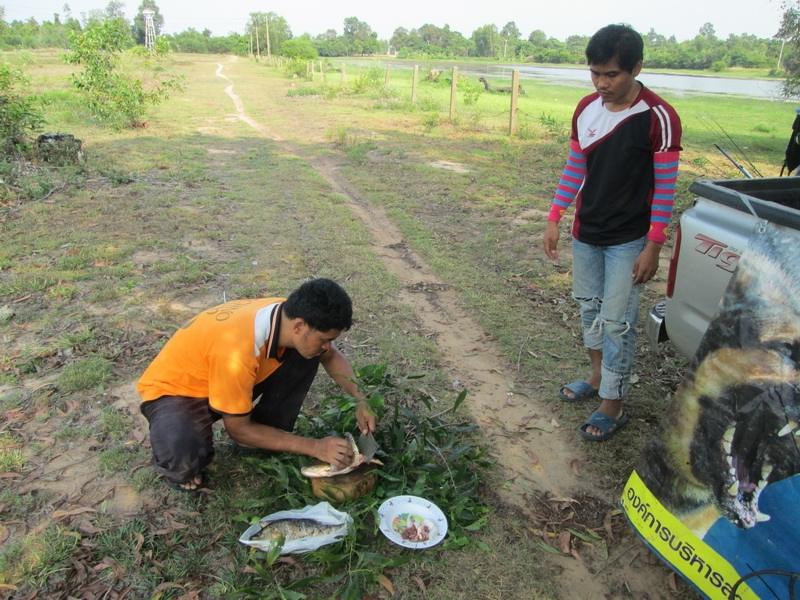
[
  {"left": 632, "top": 241, "right": 662, "bottom": 284},
  {"left": 543, "top": 221, "right": 561, "bottom": 261},
  {"left": 314, "top": 436, "right": 355, "bottom": 469},
  {"left": 355, "top": 400, "right": 377, "bottom": 435}
]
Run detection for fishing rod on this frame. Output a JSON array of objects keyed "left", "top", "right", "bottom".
[
  {"left": 703, "top": 115, "right": 763, "bottom": 177},
  {"left": 714, "top": 143, "right": 753, "bottom": 179}
]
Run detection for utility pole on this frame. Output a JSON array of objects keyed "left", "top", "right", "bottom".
[
  {"left": 265, "top": 14, "right": 271, "bottom": 58},
  {"left": 143, "top": 9, "right": 156, "bottom": 52}
]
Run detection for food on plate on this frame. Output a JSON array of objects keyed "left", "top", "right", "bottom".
[
  {"left": 253, "top": 518, "right": 339, "bottom": 546},
  {"left": 391, "top": 513, "right": 436, "bottom": 542}
]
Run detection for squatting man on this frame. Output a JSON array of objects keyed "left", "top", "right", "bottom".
[{"left": 137, "top": 278, "right": 376, "bottom": 491}]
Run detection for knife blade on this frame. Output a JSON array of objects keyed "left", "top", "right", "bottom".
[{"left": 357, "top": 432, "right": 379, "bottom": 462}]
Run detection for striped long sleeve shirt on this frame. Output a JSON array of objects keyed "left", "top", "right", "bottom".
[{"left": 548, "top": 84, "right": 682, "bottom": 246}]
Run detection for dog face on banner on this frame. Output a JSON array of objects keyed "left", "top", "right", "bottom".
[{"left": 640, "top": 227, "right": 800, "bottom": 537}]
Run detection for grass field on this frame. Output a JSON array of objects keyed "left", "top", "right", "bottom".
[{"left": 0, "top": 49, "right": 789, "bottom": 599}]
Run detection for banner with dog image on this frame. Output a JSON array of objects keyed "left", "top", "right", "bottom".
[{"left": 622, "top": 223, "right": 800, "bottom": 600}]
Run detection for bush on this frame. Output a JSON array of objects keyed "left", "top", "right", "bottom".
[
  {"left": 460, "top": 78, "right": 483, "bottom": 106},
  {"left": 65, "top": 19, "right": 182, "bottom": 128},
  {"left": 284, "top": 58, "right": 310, "bottom": 79},
  {"left": 0, "top": 63, "right": 45, "bottom": 156},
  {"left": 350, "top": 67, "right": 384, "bottom": 94},
  {"left": 281, "top": 37, "right": 318, "bottom": 60}
]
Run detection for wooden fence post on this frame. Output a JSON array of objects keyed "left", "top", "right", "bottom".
[
  {"left": 411, "top": 64, "right": 419, "bottom": 104},
  {"left": 509, "top": 69, "right": 520, "bottom": 136},
  {"left": 320, "top": 61, "right": 326, "bottom": 83},
  {"left": 449, "top": 67, "right": 458, "bottom": 121},
  {"left": 384, "top": 64, "right": 390, "bottom": 85}
]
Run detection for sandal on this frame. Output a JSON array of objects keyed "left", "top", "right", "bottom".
[
  {"left": 578, "top": 411, "right": 629, "bottom": 441},
  {"left": 558, "top": 381, "right": 599, "bottom": 402}
]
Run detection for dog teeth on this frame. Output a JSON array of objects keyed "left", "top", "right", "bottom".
[
  {"left": 722, "top": 427, "right": 735, "bottom": 443},
  {"left": 756, "top": 512, "right": 771, "bottom": 523},
  {"left": 722, "top": 439, "right": 732, "bottom": 454},
  {"left": 761, "top": 463, "right": 773, "bottom": 480},
  {"left": 778, "top": 421, "right": 797, "bottom": 437},
  {"left": 727, "top": 481, "right": 739, "bottom": 496}
]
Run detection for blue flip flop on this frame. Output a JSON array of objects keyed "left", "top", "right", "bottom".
[
  {"left": 579, "top": 411, "right": 629, "bottom": 441},
  {"left": 558, "top": 381, "right": 599, "bottom": 402}
]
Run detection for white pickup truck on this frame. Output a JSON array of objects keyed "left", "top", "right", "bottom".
[{"left": 646, "top": 177, "right": 800, "bottom": 358}]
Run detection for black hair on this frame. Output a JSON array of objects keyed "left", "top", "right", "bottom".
[
  {"left": 283, "top": 278, "right": 353, "bottom": 332},
  {"left": 585, "top": 24, "right": 644, "bottom": 72}
]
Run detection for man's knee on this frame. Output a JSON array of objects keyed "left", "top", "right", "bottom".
[{"left": 601, "top": 318, "right": 632, "bottom": 337}]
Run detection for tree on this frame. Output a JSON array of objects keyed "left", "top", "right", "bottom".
[
  {"left": 699, "top": 22, "right": 717, "bottom": 39},
  {"left": 471, "top": 24, "right": 498, "bottom": 57},
  {"left": 132, "top": 0, "right": 163, "bottom": 45},
  {"left": 500, "top": 21, "right": 520, "bottom": 58},
  {"left": 342, "top": 16, "right": 380, "bottom": 54},
  {"left": 105, "top": 1, "right": 125, "bottom": 20},
  {"left": 246, "top": 12, "right": 291, "bottom": 55},
  {"left": 528, "top": 29, "right": 547, "bottom": 45},
  {"left": 66, "top": 18, "right": 180, "bottom": 127},
  {"left": 778, "top": 2, "right": 800, "bottom": 95}
]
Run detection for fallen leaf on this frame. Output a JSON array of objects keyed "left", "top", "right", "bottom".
[
  {"left": 240, "top": 566, "right": 258, "bottom": 574},
  {"left": 52, "top": 507, "right": 97, "bottom": 521},
  {"left": 412, "top": 575, "right": 427, "bottom": 595},
  {"left": 558, "top": 531, "right": 571, "bottom": 554},
  {"left": 603, "top": 511, "right": 615, "bottom": 542},
  {"left": 378, "top": 574, "right": 396, "bottom": 596},
  {"left": 133, "top": 531, "right": 145, "bottom": 563},
  {"left": 77, "top": 519, "right": 104, "bottom": 535}
]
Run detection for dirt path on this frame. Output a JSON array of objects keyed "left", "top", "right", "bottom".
[{"left": 215, "top": 64, "right": 677, "bottom": 599}]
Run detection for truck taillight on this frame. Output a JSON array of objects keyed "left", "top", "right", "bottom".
[{"left": 666, "top": 223, "right": 681, "bottom": 298}]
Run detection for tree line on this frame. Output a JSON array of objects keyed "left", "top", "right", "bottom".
[{"left": 0, "top": 1, "right": 793, "bottom": 74}]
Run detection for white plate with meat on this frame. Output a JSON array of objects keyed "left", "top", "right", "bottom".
[{"left": 378, "top": 495, "right": 448, "bottom": 549}]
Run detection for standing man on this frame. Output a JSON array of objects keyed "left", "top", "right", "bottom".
[
  {"left": 543, "top": 24, "right": 682, "bottom": 441},
  {"left": 137, "top": 278, "right": 377, "bottom": 490}
]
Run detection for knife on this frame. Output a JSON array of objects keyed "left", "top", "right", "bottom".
[{"left": 357, "top": 432, "right": 379, "bottom": 462}]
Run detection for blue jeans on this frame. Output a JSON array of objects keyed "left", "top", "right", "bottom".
[{"left": 571, "top": 236, "right": 646, "bottom": 400}]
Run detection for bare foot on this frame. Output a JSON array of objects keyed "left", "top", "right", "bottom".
[{"left": 176, "top": 474, "right": 203, "bottom": 491}]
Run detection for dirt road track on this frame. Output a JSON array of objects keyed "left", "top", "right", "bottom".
[{"left": 216, "top": 63, "right": 676, "bottom": 599}]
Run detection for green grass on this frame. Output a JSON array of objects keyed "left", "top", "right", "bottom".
[
  {"left": 57, "top": 355, "right": 113, "bottom": 392},
  {"left": 0, "top": 525, "right": 80, "bottom": 589},
  {"left": 0, "top": 432, "right": 24, "bottom": 472}
]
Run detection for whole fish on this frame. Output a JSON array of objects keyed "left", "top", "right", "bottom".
[{"left": 253, "top": 518, "right": 339, "bottom": 544}]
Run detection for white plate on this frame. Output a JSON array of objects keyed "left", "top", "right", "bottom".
[{"left": 378, "top": 495, "right": 448, "bottom": 549}]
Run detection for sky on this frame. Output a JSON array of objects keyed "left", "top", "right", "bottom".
[{"left": 3, "top": 0, "right": 787, "bottom": 42}]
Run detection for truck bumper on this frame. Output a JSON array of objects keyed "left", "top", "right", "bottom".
[{"left": 646, "top": 301, "right": 669, "bottom": 350}]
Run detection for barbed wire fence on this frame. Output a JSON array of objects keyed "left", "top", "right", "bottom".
[{"left": 257, "top": 55, "right": 570, "bottom": 141}]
